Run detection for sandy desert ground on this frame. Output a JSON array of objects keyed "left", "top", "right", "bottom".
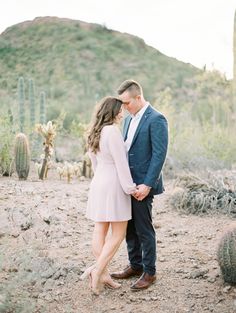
[{"left": 0, "top": 168, "right": 236, "bottom": 313}]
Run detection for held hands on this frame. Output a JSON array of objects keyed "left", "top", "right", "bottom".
[{"left": 131, "top": 184, "right": 151, "bottom": 201}]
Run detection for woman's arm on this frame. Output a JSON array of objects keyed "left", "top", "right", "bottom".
[
  {"left": 108, "top": 126, "right": 136, "bottom": 194},
  {"left": 87, "top": 150, "right": 97, "bottom": 173}
]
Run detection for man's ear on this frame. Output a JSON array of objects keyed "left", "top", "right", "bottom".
[{"left": 136, "top": 95, "right": 141, "bottom": 101}]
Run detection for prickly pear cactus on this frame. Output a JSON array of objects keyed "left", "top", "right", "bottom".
[
  {"left": 14, "top": 133, "right": 30, "bottom": 180},
  {"left": 217, "top": 227, "right": 236, "bottom": 284}
]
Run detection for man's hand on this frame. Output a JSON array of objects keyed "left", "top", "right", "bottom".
[{"left": 133, "top": 184, "right": 151, "bottom": 201}]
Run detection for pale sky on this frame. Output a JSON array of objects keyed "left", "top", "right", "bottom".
[{"left": 1, "top": 0, "right": 235, "bottom": 78}]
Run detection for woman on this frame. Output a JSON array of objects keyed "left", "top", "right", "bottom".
[{"left": 80, "top": 96, "right": 136, "bottom": 295}]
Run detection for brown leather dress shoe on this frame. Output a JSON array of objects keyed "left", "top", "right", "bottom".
[
  {"left": 111, "top": 265, "right": 143, "bottom": 279},
  {"left": 130, "top": 272, "right": 156, "bottom": 291}
]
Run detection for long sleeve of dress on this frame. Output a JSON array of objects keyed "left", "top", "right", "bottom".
[
  {"left": 107, "top": 126, "right": 136, "bottom": 194},
  {"left": 88, "top": 149, "right": 97, "bottom": 173}
]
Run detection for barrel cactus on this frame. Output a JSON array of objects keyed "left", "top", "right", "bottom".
[
  {"left": 217, "top": 227, "right": 236, "bottom": 284},
  {"left": 14, "top": 133, "right": 30, "bottom": 180}
]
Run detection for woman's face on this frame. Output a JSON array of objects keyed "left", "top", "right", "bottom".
[{"left": 114, "top": 107, "right": 124, "bottom": 124}]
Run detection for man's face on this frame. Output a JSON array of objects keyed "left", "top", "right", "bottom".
[{"left": 119, "top": 91, "right": 139, "bottom": 115}]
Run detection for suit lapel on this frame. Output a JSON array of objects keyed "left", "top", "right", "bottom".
[
  {"left": 129, "top": 105, "right": 152, "bottom": 149},
  {"left": 123, "top": 116, "right": 132, "bottom": 140}
]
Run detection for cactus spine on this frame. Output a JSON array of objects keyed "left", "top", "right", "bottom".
[
  {"left": 14, "top": 133, "right": 30, "bottom": 180},
  {"left": 217, "top": 227, "right": 236, "bottom": 284},
  {"left": 18, "top": 77, "right": 25, "bottom": 132}
]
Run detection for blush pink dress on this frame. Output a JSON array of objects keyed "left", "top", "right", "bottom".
[{"left": 86, "top": 125, "right": 136, "bottom": 222}]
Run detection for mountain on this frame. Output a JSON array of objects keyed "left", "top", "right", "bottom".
[{"left": 0, "top": 16, "right": 201, "bottom": 124}]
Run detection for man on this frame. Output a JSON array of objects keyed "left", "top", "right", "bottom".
[{"left": 111, "top": 79, "right": 168, "bottom": 291}]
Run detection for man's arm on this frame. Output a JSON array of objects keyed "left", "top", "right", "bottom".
[
  {"left": 144, "top": 115, "right": 168, "bottom": 188},
  {"left": 135, "top": 115, "right": 168, "bottom": 201}
]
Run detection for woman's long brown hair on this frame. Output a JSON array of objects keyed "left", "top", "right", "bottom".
[{"left": 87, "top": 96, "right": 122, "bottom": 153}]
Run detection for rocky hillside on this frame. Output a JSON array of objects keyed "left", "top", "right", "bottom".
[{"left": 0, "top": 16, "right": 200, "bottom": 122}]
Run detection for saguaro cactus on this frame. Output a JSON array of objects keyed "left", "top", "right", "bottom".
[
  {"left": 8, "top": 108, "right": 14, "bottom": 126},
  {"left": 217, "top": 227, "right": 236, "bottom": 284},
  {"left": 39, "top": 91, "right": 46, "bottom": 124},
  {"left": 29, "top": 79, "right": 36, "bottom": 130},
  {"left": 234, "top": 11, "right": 236, "bottom": 108},
  {"left": 18, "top": 77, "right": 25, "bottom": 132},
  {"left": 14, "top": 133, "right": 30, "bottom": 180},
  {"left": 29, "top": 78, "right": 38, "bottom": 159},
  {"left": 233, "top": 9, "right": 236, "bottom": 117}
]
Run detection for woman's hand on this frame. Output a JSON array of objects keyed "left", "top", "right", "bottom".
[{"left": 132, "top": 184, "right": 151, "bottom": 201}]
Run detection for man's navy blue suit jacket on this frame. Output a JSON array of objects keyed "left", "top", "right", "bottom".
[{"left": 123, "top": 105, "right": 168, "bottom": 195}]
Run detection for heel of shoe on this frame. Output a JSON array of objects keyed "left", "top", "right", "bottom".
[
  {"left": 79, "top": 269, "right": 89, "bottom": 280},
  {"left": 104, "top": 281, "right": 121, "bottom": 289},
  {"left": 79, "top": 265, "right": 94, "bottom": 281},
  {"left": 101, "top": 273, "right": 121, "bottom": 289}
]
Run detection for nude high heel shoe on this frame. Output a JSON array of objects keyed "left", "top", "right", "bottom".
[
  {"left": 80, "top": 265, "right": 100, "bottom": 295},
  {"left": 101, "top": 270, "right": 121, "bottom": 289},
  {"left": 90, "top": 268, "right": 100, "bottom": 295},
  {"left": 79, "top": 265, "right": 95, "bottom": 281},
  {"left": 103, "top": 280, "right": 121, "bottom": 289}
]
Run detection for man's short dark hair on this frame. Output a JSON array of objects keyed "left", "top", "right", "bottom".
[{"left": 117, "top": 79, "right": 143, "bottom": 96}]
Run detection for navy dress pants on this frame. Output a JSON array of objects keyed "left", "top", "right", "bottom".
[{"left": 126, "top": 195, "right": 156, "bottom": 276}]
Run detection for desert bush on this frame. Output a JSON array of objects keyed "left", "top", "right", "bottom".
[
  {"left": 57, "top": 161, "right": 84, "bottom": 182},
  {"left": 155, "top": 75, "right": 235, "bottom": 171},
  {"left": 201, "top": 124, "right": 236, "bottom": 166},
  {"left": 69, "top": 119, "right": 87, "bottom": 153},
  {"left": 169, "top": 172, "right": 236, "bottom": 216}
]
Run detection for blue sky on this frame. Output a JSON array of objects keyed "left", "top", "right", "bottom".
[{"left": 1, "top": 0, "right": 235, "bottom": 78}]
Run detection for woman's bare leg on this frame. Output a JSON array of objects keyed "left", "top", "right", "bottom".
[
  {"left": 91, "top": 221, "right": 127, "bottom": 292},
  {"left": 92, "top": 222, "right": 109, "bottom": 259},
  {"left": 91, "top": 222, "right": 121, "bottom": 288}
]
